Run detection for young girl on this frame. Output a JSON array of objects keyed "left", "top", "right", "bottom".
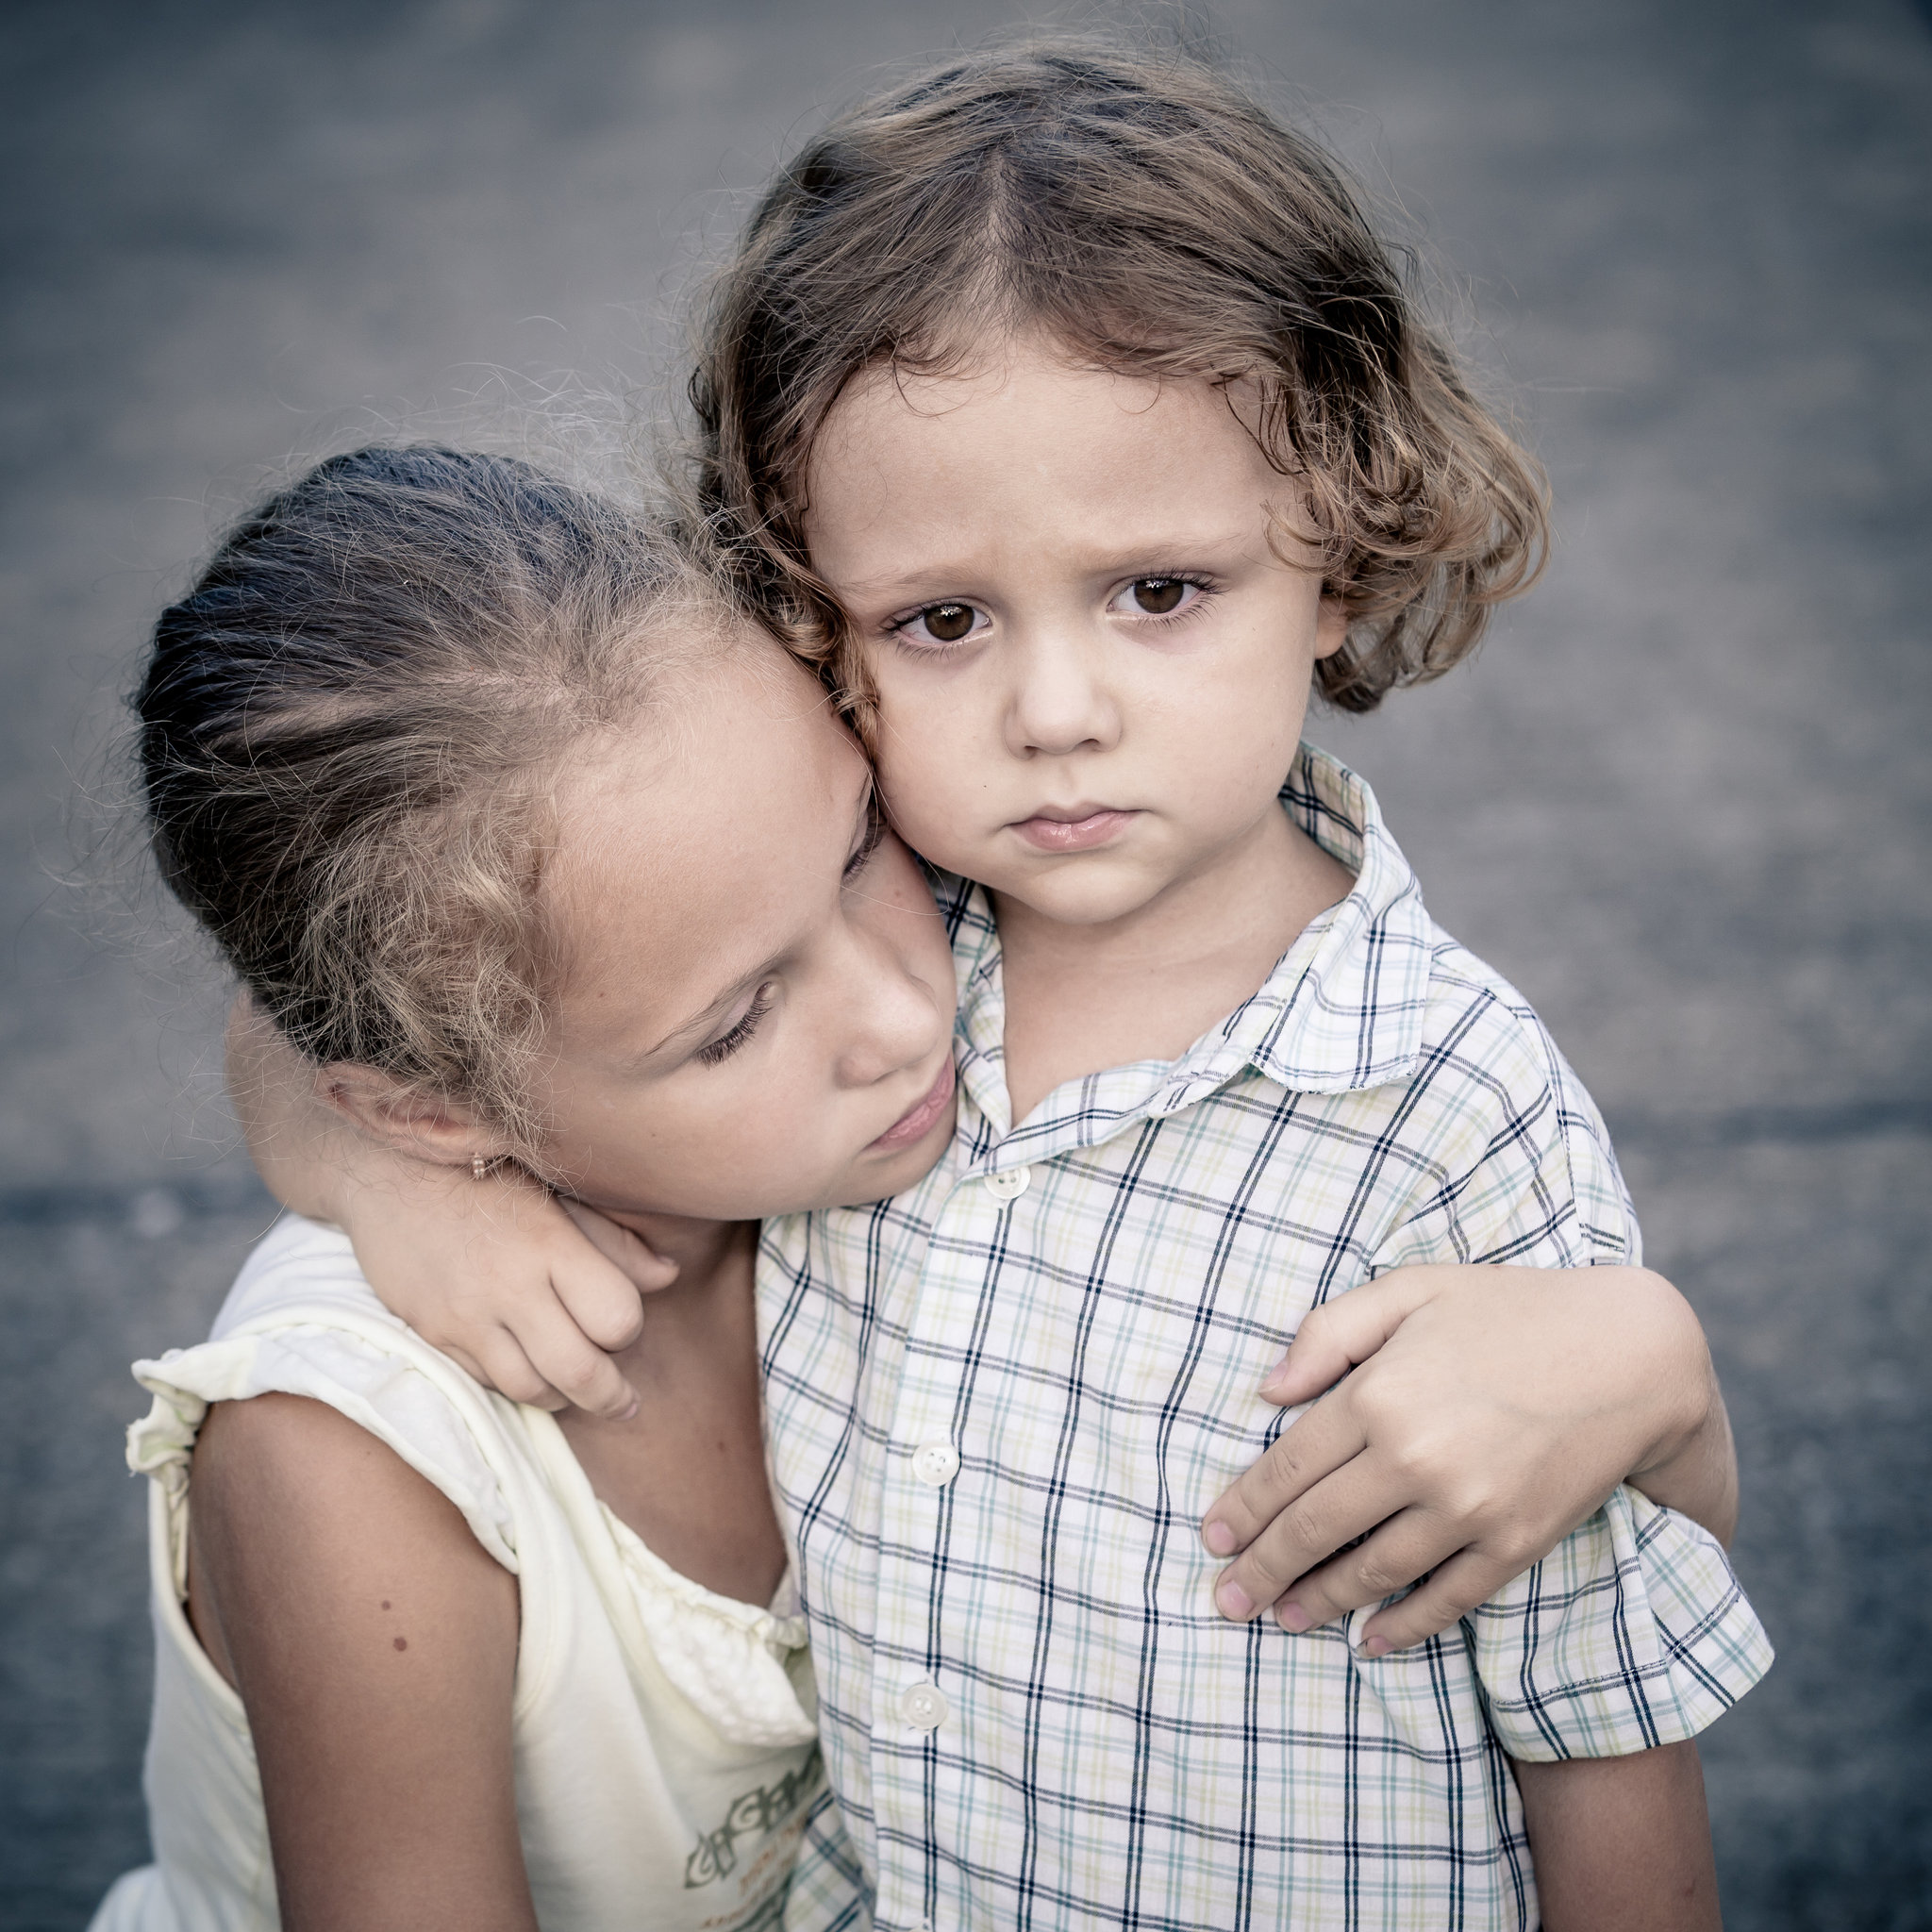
[
  {"left": 93, "top": 446, "right": 967, "bottom": 1930},
  {"left": 235, "top": 38, "right": 1762, "bottom": 1932}
]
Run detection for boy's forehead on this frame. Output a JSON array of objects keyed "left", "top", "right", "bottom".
[{"left": 807, "top": 353, "right": 1289, "bottom": 578}]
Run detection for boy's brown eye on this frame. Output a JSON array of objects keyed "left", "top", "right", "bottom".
[
  {"left": 921, "top": 603, "right": 975, "bottom": 642},
  {"left": 1132, "top": 578, "right": 1185, "bottom": 614}
]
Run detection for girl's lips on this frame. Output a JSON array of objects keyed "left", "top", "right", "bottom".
[
  {"left": 868, "top": 1053, "right": 957, "bottom": 1153},
  {"left": 1010, "top": 808, "right": 1138, "bottom": 853}
]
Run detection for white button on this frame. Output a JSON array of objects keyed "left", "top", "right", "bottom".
[
  {"left": 912, "top": 1440, "right": 960, "bottom": 1486},
  {"left": 982, "top": 1165, "right": 1031, "bottom": 1201},
  {"left": 897, "top": 1679, "right": 947, "bottom": 1730}
]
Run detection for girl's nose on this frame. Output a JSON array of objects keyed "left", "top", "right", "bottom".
[
  {"left": 834, "top": 917, "right": 945, "bottom": 1087},
  {"left": 1005, "top": 628, "right": 1122, "bottom": 759}
]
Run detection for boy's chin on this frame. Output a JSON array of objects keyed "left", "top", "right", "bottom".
[{"left": 980, "top": 857, "right": 1170, "bottom": 929}]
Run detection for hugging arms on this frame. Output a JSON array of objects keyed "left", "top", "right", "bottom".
[
  {"left": 100, "top": 37, "right": 1768, "bottom": 1932},
  {"left": 234, "top": 995, "right": 1737, "bottom": 1656}
]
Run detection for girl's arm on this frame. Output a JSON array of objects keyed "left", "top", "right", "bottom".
[
  {"left": 1514, "top": 1743, "right": 1722, "bottom": 1930},
  {"left": 186, "top": 1392, "right": 534, "bottom": 1932},
  {"left": 228, "top": 993, "right": 669, "bottom": 1418},
  {"left": 1201, "top": 1264, "right": 1737, "bottom": 1651}
]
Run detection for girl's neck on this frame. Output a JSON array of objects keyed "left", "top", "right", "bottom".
[{"left": 553, "top": 1210, "right": 784, "bottom": 1605}]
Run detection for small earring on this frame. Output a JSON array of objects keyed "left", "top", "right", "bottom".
[{"left": 472, "top": 1153, "right": 488, "bottom": 1181}]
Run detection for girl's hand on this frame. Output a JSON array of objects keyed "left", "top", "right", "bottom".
[{"left": 1199, "top": 1264, "right": 1736, "bottom": 1654}]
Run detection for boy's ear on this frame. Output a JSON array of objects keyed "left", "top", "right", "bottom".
[
  {"left": 1313, "top": 593, "right": 1349, "bottom": 660},
  {"left": 312, "top": 1062, "right": 509, "bottom": 1170}
]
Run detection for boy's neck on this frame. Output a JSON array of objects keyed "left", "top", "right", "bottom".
[{"left": 993, "top": 803, "right": 1353, "bottom": 1127}]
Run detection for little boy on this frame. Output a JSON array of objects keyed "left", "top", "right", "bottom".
[{"left": 692, "top": 38, "right": 1772, "bottom": 1932}]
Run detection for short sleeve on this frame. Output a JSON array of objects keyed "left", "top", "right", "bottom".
[
  {"left": 1365, "top": 956, "right": 1641, "bottom": 1274},
  {"left": 129, "top": 1313, "right": 521, "bottom": 1588},
  {"left": 1458, "top": 1484, "right": 1773, "bottom": 1760}
]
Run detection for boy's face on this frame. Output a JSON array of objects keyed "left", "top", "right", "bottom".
[{"left": 805, "top": 336, "right": 1346, "bottom": 929}]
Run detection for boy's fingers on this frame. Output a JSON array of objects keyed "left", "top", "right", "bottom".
[
  {"left": 1258, "top": 1274, "right": 1434, "bottom": 1406},
  {"left": 548, "top": 1249, "right": 651, "bottom": 1356},
  {"left": 1210, "top": 1450, "right": 1401, "bottom": 1621},
  {"left": 511, "top": 1302, "right": 640, "bottom": 1421},
  {"left": 1352, "top": 1549, "right": 1505, "bottom": 1654},
  {"left": 467, "top": 1331, "right": 568, "bottom": 1411},
  {"left": 558, "top": 1198, "right": 679, "bottom": 1302},
  {"left": 1267, "top": 1507, "right": 1464, "bottom": 1633},
  {"left": 1201, "top": 1395, "right": 1366, "bottom": 1558}
]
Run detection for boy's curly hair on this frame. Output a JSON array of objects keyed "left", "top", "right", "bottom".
[{"left": 689, "top": 35, "right": 1547, "bottom": 714}]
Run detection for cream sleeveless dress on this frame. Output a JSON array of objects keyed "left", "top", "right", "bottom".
[{"left": 90, "top": 1213, "right": 826, "bottom": 1932}]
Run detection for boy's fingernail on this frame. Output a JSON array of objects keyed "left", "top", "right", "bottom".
[
  {"left": 1275, "top": 1601, "right": 1313, "bottom": 1633},
  {"left": 1357, "top": 1635, "right": 1391, "bottom": 1659},
  {"left": 1202, "top": 1520, "right": 1238, "bottom": 1557},
  {"left": 616, "top": 1398, "right": 639, "bottom": 1422},
  {"left": 1215, "top": 1578, "right": 1255, "bottom": 1621}
]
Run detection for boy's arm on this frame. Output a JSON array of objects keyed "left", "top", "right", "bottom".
[
  {"left": 187, "top": 1392, "right": 536, "bottom": 1931},
  {"left": 227, "top": 993, "right": 666, "bottom": 1418},
  {"left": 1514, "top": 1743, "right": 1722, "bottom": 1931},
  {"left": 1202, "top": 1261, "right": 1737, "bottom": 1650}
]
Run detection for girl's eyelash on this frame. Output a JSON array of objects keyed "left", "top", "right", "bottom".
[
  {"left": 843, "top": 794, "right": 888, "bottom": 879},
  {"left": 696, "top": 985, "right": 774, "bottom": 1067}
]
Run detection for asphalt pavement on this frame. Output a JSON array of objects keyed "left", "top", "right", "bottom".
[{"left": 2, "top": 2, "right": 1927, "bottom": 1925}]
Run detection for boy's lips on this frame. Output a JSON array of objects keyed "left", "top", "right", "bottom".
[
  {"left": 1009, "top": 807, "right": 1139, "bottom": 853},
  {"left": 868, "top": 1054, "right": 957, "bottom": 1153}
]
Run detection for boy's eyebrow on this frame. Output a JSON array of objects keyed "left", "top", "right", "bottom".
[
  {"left": 637, "top": 774, "right": 877, "bottom": 1062},
  {"left": 833, "top": 529, "right": 1268, "bottom": 599}
]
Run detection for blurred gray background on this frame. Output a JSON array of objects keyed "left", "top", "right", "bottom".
[{"left": 2, "top": 0, "right": 1927, "bottom": 1925}]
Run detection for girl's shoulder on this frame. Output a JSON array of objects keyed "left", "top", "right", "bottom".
[
  {"left": 131, "top": 1212, "right": 524, "bottom": 1574},
  {"left": 211, "top": 1210, "right": 391, "bottom": 1336}
]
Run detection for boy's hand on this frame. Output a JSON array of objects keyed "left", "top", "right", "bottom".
[
  {"left": 340, "top": 1163, "right": 675, "bottom": 1419},
  {"left": 227, "top": 990, "right": 672, "bottom": 1420},
  {"left": 1199, "top": 1264, "right": 1735, "bottom": 1653}
]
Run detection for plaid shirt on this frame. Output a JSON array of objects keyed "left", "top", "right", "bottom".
[{"left": 761, "top": 746, "right": 1771, "bottom": 1932}]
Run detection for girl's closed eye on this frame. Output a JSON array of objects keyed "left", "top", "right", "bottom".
[
  {"left": 843, "top": 791, "right": 887, "bottom": 881},
  {"left": 1108, "top": 575, "right": 1215, "bottom": 623},
  {"left": 695, "top": 983, "right": 776, "bottom": 1066}
]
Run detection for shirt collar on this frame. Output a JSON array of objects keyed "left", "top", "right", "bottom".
[{"left": 933, "top": 743, "right": 1437, "bottom": 1149}]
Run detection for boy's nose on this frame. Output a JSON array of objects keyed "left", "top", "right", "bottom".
[{"left": 1005, "top": 629, "right": 1122, "bottom": 758}]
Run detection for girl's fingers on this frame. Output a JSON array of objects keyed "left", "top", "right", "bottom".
[
  {"left": 1351, "top": 1547, "right": 1518, "bottom": 1655},
  {"left": 1266, "top": 1506, "right": 1467, "bottom": 1635},
  {"left": 1201, "top": 1391, "right": 1368, "bottom": 1562},
  {"left": 1210, "top": 1447, "right": 1405, "bottom": 1622},
  {"left": 1257, "top": 1271, "right": 1437, "bottom": 1406}
]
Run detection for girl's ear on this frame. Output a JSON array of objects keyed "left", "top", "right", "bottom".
[
  {"left": 1313, "top": 593, "right": 1350, "bottom": 660},
  {"left": 313, "top": 1063, "right": 509, "bottom": 1170}
]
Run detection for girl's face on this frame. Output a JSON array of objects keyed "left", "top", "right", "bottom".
[
  {"left": 522, "top": 642, "right": 958, "bottom": 1224},
  {"left": 805, "top": 337, "right": 1347, "bottom": 929}
]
